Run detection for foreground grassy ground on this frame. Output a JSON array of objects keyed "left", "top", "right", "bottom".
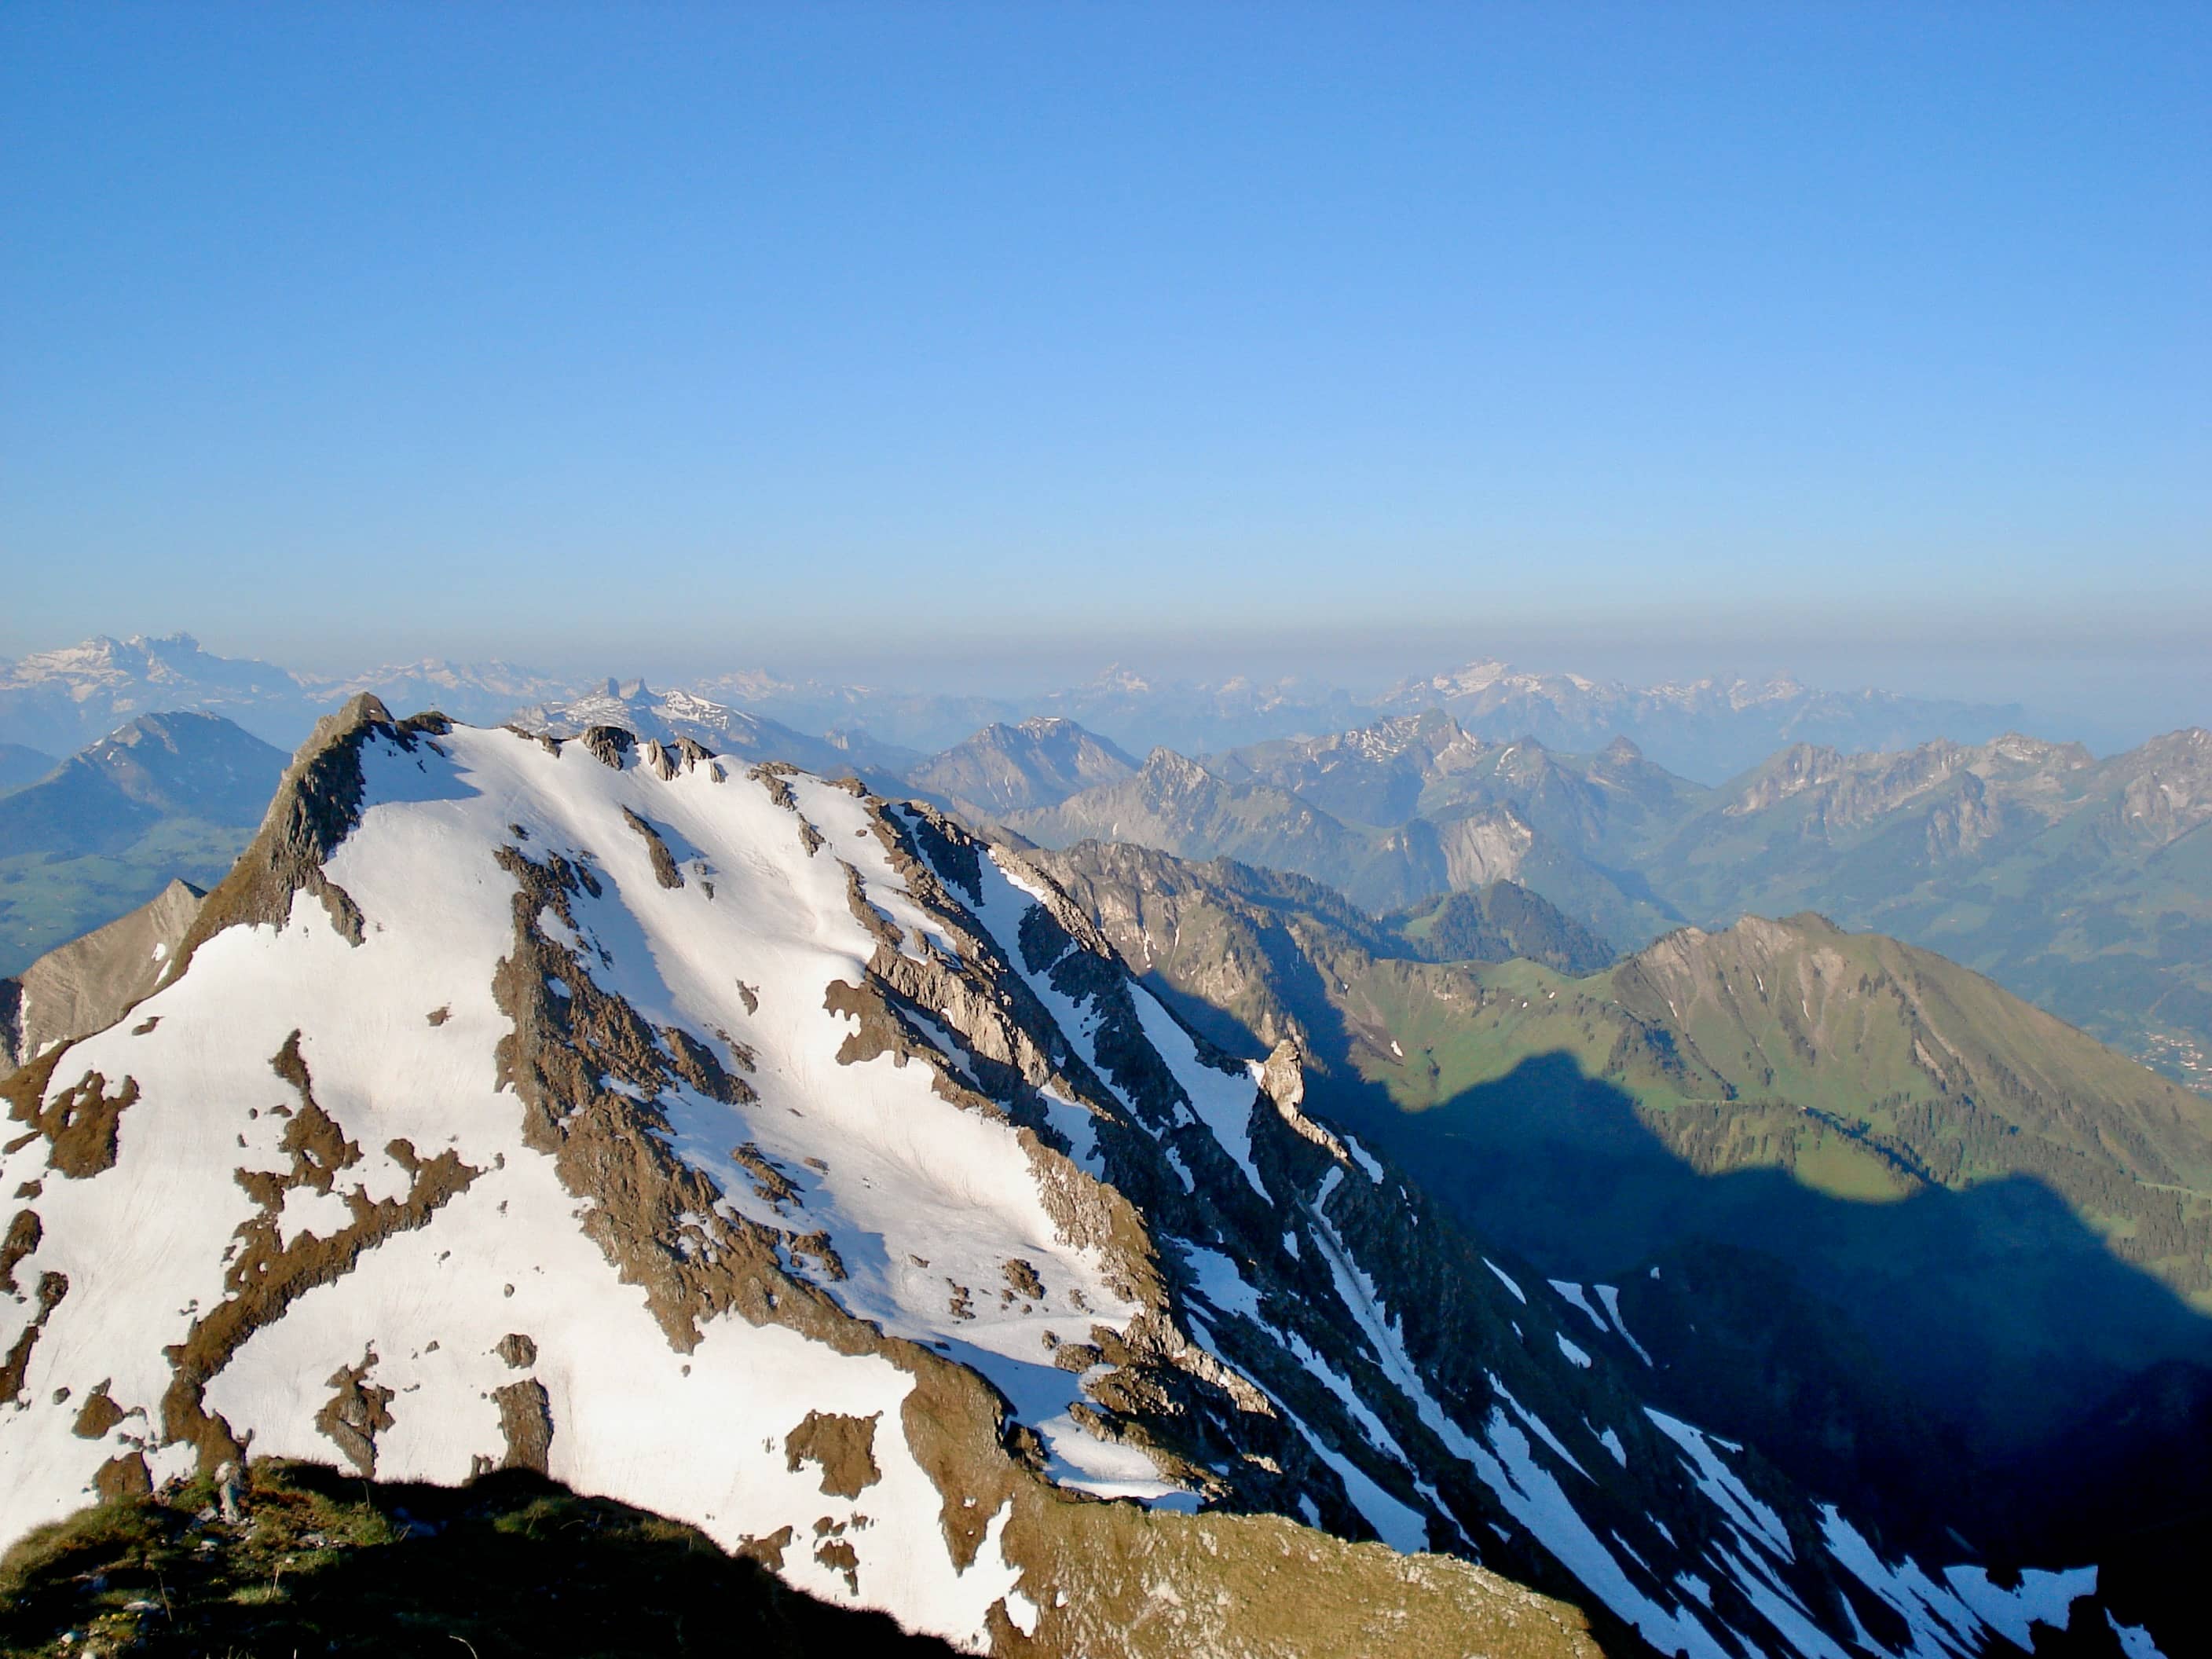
[{"left": 0, "top": 1459, "right": 957, "bottom": 1658}]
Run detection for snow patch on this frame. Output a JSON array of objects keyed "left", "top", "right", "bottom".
[
  {"left": 1943, "top": 1562, "right": 2097, "bottom": 1650},
  {"left": 1342, "top": 1134, "right": 1385, "bottom": 1182},
  {"left": 1595, "top": 1284, "right": 1654, "bottom": 1366},
  {"left": 1547, "top": 1279, "right": 1610, "bottom": 1335},
  {"left": 1646, "top": 1409, "right": 1792, "bottom": 1562}
]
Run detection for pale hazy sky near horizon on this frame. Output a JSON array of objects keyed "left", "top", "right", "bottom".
[{"left": 2, "top": 5, "right": 2207, "bottom": 727}]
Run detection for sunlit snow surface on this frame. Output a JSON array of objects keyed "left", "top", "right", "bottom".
[{"left": 0, "top": 727, "right": 1188, "bottom": 1650}]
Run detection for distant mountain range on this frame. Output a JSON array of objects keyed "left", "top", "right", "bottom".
[
  {"left": 904, "top": 717, "right": 1139, "bottom": 820},
  {"left": 1, "top": 633, "right": 2035, "bottom": 784},
  {"left": 997, "top": 712, "right": 2212, "bottom": 1094},
  {"left": 1376, "top": 661, "right": 2029, "bottom": 783},
  {"left": 6, "top": 634, "right": 2205, "bottom": 1092},
  {"left": 0, "top": 635, "right": 571, "bottom": 754},
  {"left": 1635, "top": 729, "right": 2212, "bottom": 1093},
  {"left": 1002, "top": 721, "right": 1687, "bottom": 946},
  {"left": 4, "top": 637, "right": 2206, "bottom": 1096}
]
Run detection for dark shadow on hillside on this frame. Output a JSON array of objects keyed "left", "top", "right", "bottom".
[{"left": 1140, "top": 961, "right": 2212, "bottom": 1579}]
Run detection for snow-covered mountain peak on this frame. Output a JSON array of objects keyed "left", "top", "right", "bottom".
[{"left": 1, "top": 699, "right": 2151, "bottom": 1655}]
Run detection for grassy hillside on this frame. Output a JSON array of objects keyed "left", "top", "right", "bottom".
[
  {"left": 1639, "top": 731, "right": 2212, "bottom": 1092},
  {"left": 1334, "top": 915, "right": 2212, "bottom": 1280},
  {"left": 0, "top": 1460, "right": 958, "bottom": 1658}
]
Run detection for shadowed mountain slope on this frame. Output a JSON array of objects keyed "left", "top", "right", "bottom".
[
  {"left": 1035, "top": 839, "right": 2212, "bottom": 1645},
  {"left": 0, "top": 745, "right": 54, "bottom": 795},
  {"left": 0, "top": 714, "right": 284, "bottom": 976}
]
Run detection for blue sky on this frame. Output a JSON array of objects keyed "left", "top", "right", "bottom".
[{"left": 2, "top": 4, "right": 2206, "bottom": 721}]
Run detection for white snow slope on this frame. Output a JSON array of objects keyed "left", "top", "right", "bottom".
[{"left": 0, "top": 718, "right": 1099, "bottom": 1646}]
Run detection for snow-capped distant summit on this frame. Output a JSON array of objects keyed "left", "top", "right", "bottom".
[
  {"left": 0, "top": 628, "right": 2041, "bottom": 793},
  {"left": 0, "top": 635, "right": 584, "bottom": 754},
  {"left": 0, "top": 635, "right": 308, "bottom": 753},
  {"left": 1382, "top": 658, "right": 2027, "bottom": 782},
  {"left": 303, "top": 659, "right": 577, "bottom": 727},
  {"left": 513, "top": 679, "right": 917, "bottom": 780}
]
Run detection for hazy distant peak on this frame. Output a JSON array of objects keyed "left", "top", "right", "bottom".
[
  {"left": 1, "top": 631, "right": 281, "bottom": 692},
  {"left": 903, "top": 716, "right": 1137, "bottom": 819},
  {"left": 1083, "top": 663, "right": 1153, "bottom": 695},
  {"left": 1139, "top": 745, "right": 1214, "bottom": 784},
  {"left": 513, "top": 680, "right": 915, "bottom": 780}
]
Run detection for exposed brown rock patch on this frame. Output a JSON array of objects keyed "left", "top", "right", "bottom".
[
  {"left": 71, "top": 1384, "right": 124, "bottom": 1440},
  {"left": 8, "top": 1069, "right": 140, "bottom": 1179},
  {"left": 494, "top": 1378, "right": 554, "bottom": 1472},
  {"left": 813, "top": 1536, "right": 859, "bottom": 1593},
  {"left": 748, "top": 764, "right": 798, "bottom": 810},
  {"left": 621, "top": 806, "right": 686, "bottom": 890},
  {"left": 0, "top": 1207, "right": 38, "bottom": 1293},
  {"left": 785, "top": 1409, "right": 882, "bottom": 1498},
  {"left": 731, "top": 1143, "right": 797, "bottom": 1204},
  {"left": 0, "top": 1269, "right": 66, "bottom": 1403},
  {"left": 735, "top": 1523, "right": 795, "bottom": 1571},
  {"left": 314, "top": 1348, "right": 396, "bottom": 1475},
  {"left": 582, "top": 726, "right": 635, "bottom": 770},
  {"left": 93, "top": 1452, "right": 152, "bottom": 1501},
  {"left": 787, "top": 1231, "right": 846, "bottom": 1282}
]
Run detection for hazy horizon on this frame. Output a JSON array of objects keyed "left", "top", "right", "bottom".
[
  {"left": 4, "top": 610, "right": 2207, "bottom": 760},
  {"left": 5, "top": 5, "right": 2207, "bottom": 753}
]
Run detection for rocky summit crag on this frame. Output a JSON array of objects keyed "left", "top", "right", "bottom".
[{"left": 0, "top": 698, "right": 2155, "bottom": 1656}]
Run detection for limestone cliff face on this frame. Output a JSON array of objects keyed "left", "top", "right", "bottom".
[{"left": 1, "top": 878, "right": 203, "bottom": 1075}]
